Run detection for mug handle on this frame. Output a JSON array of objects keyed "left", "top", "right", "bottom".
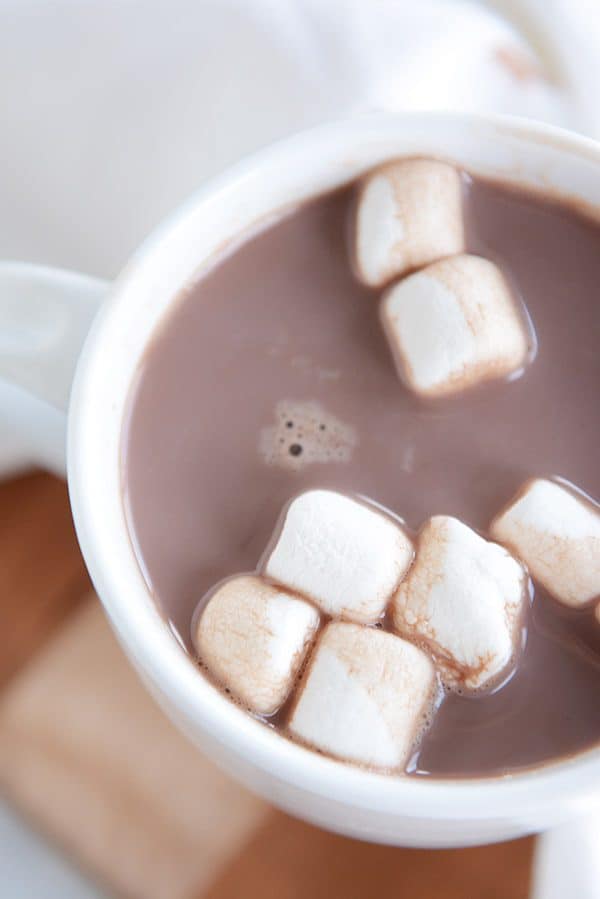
[{"left": 0, "top": 261, "right": 109, "bottom": 477}]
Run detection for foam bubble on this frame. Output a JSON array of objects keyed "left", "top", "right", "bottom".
[{"left": 259, "top": 400, "right": 357, "bottom": 471}]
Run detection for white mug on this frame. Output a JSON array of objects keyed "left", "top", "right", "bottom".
[{"left": 1, "top": 112, "right": 599, "bottom": 895}]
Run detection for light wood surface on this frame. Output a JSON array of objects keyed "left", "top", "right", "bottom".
[{"left": 0, "top": 472, "right": 534, "bottom": 898}]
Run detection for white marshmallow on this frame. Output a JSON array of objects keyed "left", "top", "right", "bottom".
[
  {"left": 264, "top": 489, "right": 414, "bottom": 623},
  {"left": 354, "top": 159, "right": 464, "bottom": 287},
  {"left": 195, "top": 575, "right": 319, "bottom": 715},
  {"left": 491, "top": 478, "right": 600, "bottom": 608},
  {"left": 380, "top": 254, "right": 530, "bottom": 398},
  {"left": 289, "top": 622, "right": 435, "bottom": 770},
  {"left": 392, "top": 516, "right": 527, "bottom": 690}
]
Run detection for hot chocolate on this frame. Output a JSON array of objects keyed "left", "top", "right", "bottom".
[{"left": 122, "top": 167, "right": 600, "bottom": 777}]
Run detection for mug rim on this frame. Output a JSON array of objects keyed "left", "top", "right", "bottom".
[{"left": 68, "top": 110, "right": 600, "bottom": 826}]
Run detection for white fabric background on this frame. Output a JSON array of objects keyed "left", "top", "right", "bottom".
[{"left": 1, "top": 0, "right": 591, "bottom": 281}]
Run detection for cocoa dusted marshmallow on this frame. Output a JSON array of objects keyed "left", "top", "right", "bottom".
[
  {"left": 195, "top": 575, "right": 319, "bottom": 715},
  {"left": 354, "top": 159, "right": 464, "bottom": 287},
  {"left": 289, "top": 622, "right": 436, "bottom": 770},
  {"left": 392, "top": 516, "right": 527, "bottom": 690},
  {"left": 491, "top": 478, "right": 600, "bottom": 608},
  {"left": 380, "top": 254, "right": 531, "bottom": 398},
  {"left": 264, "top": 489, "right": 413, "bottom": 623}
]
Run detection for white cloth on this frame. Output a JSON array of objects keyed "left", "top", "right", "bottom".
[{"left": 0, "top": 0, "right": 597, "bottom": 476}]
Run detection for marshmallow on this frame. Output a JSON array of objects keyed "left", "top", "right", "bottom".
[
  {"left": 380, "top": 254, "right": 530, "bottom": 398},
  {"left": 195, "top": 575, "right": 320, "bottom": 715},
  {"left": 264, "top": 489, "right": 414, "bottom": 623},
  {"left": 392, "top": 516, "right": 527, "bottom": 690},
  {"left": 491, "top": 478, "right": 600, "bottom": 608},
  {"left": 289, "top": 622, "right": 436, "bottom": 770},
  {"left": 353, "top": 158, "right": 464, "bottom": 287}
]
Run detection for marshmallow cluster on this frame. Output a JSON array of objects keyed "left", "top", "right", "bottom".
[
  {"left": 264, "top": 489, "right": 413, "bottom": 623},
  {"left": 195, "top": 575, "right": 319, "bottom": 715},
  {"left": 194, "top": 479, "right": 600, "bottom": 770},
  {"left": 353, "top": 159, "right": 464, "bottom": 288},
  {"left": 392, "top": 516, "right": 527, "bottom": 689},
  {"left": 194, "top": 474, "right": 599, "bottom": 771},
  {"left": 289, "top": 622, "right": 435, "bottom": 770},
  {"left": 351, "top": 158, "right": 534, "bottom": 399},
  {"left": 380, "top": 255, "right": 530, "bottom": 398},
  {"left": 491, "top": 478, "right": 600, "bottom": 608},
  {"left": 193, "top": 488, "right": 539, "bottom": 771}
]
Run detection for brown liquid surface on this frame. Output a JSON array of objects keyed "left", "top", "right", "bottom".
[{"left": 122, "top": 175, "right": 600, "bottom": 777}]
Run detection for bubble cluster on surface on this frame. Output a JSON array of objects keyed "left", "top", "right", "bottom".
[{"left": 258, "top": 400, "right": 357, "bottom": 470}]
